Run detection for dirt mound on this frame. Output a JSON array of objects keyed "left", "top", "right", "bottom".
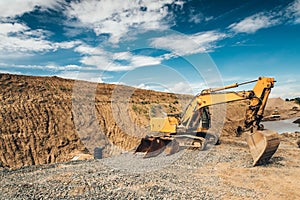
[
  {"left": 266, "top": 97, "right": 285, "bottom": 109},
  {"left": 265, "top": 97, "right": 300, "bottom": 120}
]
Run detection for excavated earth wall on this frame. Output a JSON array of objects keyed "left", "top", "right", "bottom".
[{"left": 0, "top": 74, "right": 191, "bottom": 168}]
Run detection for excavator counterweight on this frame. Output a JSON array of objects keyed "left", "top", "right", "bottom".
[{"left": 135, "top": 77, "right": 280, "bottom": 166}]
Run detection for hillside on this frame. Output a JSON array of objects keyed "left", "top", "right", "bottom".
[{"left": 0, "top": 73, "right": 193, "bottom": 168}]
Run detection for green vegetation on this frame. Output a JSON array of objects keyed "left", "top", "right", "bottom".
[
  {"left": 173, "top": 100, "right": 179, "bottom": 104},
  {"left": 59, "top": 86, "right": 71, "bottom": 92},
  {"left": 132, "top": 105, "right": 138, "bottom": 112},
  {"left": 45, "top": 82, "right": 50, "bottom": 89},
  {"left": 140, "top": 101, "right": 150, "bottom": 105}
]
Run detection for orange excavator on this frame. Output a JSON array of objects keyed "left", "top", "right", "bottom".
[{"left": 135, "top": 77, "right": 280, "bottom": 166}]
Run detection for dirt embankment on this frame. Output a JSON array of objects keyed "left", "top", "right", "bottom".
[
  {"left": 0, "top": 74, "right": 87, "bottom": 168},
  {"left": 264, "top": 97, "right": 300, "bottom": 120},
  {"left": 0, "top": 73, "right": 191, "bottom": 169}
]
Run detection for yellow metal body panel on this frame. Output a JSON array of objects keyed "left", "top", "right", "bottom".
[
  {"left": 196, "top": 127, "right": 208, "bottom": 132},
  {"left": 150, "top": 116, "right": 179, "bottom": 133}
]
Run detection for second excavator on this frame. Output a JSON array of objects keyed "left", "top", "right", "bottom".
[{"left": 135, "top": 77, "right": 280, "bottom": 166}]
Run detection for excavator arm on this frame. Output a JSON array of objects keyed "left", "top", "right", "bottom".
[
  {"left": 135, "top": 77, "right": 280, "bottom": 166},
  {"left": 182, "top": 77, "right": 274, "bottom": 132}
]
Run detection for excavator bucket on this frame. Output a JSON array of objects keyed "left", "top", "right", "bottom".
[
  {"left": 135, "top": 136, "right": 180, "bottom": 158},
  {"left": 246, "top": 130, "right": 280, "bottom": 166}
]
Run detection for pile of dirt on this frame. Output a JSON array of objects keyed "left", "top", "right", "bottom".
[{"left": 264, "top": 97, "right": 300, "bottom": 120}]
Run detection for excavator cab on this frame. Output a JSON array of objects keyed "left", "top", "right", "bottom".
[
  {"left": 199, "top": 107, "right": 211, "bottom": 130},
  {"left": 185, "top": 108, "right": 209, "bottom": 131}
]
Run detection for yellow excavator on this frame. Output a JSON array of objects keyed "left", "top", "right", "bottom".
[{"left": 135, "top": 77, "right": 280, "bottom": 166}]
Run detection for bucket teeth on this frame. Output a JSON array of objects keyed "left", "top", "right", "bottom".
[{"left": 135, "top": 136, "right": 173, "bottom": 158}]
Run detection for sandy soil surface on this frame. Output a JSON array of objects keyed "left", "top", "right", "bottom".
[{"left": 0, "top": 134, "right": 299, "bottom": 200}]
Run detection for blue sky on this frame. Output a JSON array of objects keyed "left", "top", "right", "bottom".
[{"left": 0, "top": 0, "right": 299, "bottom": 98}]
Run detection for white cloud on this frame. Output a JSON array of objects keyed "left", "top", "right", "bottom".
[
  {"left": 138, "top": 81, "right": 207, "bottom": 95},
  {"left": 136, "top": 83, "right": 153, "bottom": 90},
  {"left": 269, "top": 78, "right": 300, "bottom": 98},
  {"left": 150, "top": 31, "right": 226, "bottom": 55},
  {"left": 58, "top": 71, "right": 103, "bottom": 83},
  {"left": 133, "top": 82, "right": 192, "bottom": 93},
  {"left": 0, "top": 34, "right": 53, "bottom": 52},
  {"left": 189, "top": 13, "right": 202, "bottom": 24},
  {"left": 43, "top": 64, "right": 83, "bottom": 71},
  {"left": 0, "top": 69, "right": 21, "bottom": 74},
  {"left": 80, "top": 55, "right": 111, "bottom": 68},
  {"left": 75, "top": 43, "right": 163, "bottom": 72},
  {"left": 187, "top": 8, "right": 204, "bottom": 24},
  {"left": 80, "top": 54, "right": 136, "bottom": 72},
  {"left": 75, "top": 44, "right": 124, "bottom": 71},
  {"left": 65, "top": 0, "right": 177, "bottom": 43},
  {"left": 286, "top": 0, "right": 300, "bottom": 23},
  {"left": 56, "top": 41, "right": 81, "bottom": 49},
  {"left": 0, "top": 22, "right": 80, "bottom": 54},
  {"left": 132, "top": 81, "right": 207, "bottom": 95},
  {"left": 79, "top": 54, "right": 162, "bottom": 72},
  {"left": 174, "top": 1, "right": 185, "bottom": 8},
  {"left": 0, "top": 62, "right": 84, "bottom": 71},
  {"left": 0, "top": 23, "right": 28, "bottom": 34},
  {"left": 131, "top": 55, "right": 162, "bottom": 67},
  {"left": 229, "top": 13, "right": 279, "bottom": 33},
  {"left": 0, "top": 1, "right": 79, "bottom": 56},
  {"left": 113, "top": 52, "right": 132, "bottom": 60},
  {"left": 168, "top": 81, "right": 194, "bottom": 94},
  {"left": 74, "top": 45, "right": 107, "bottom": 55},
  {"left": 0, "top": 0, "right": 64, "bottom": 18},
  {"left": 229, "top": 1, "right": 300, "bottom": 32},
  {"left": 270, "top": 84, "right": 300, "bottom": 98}
]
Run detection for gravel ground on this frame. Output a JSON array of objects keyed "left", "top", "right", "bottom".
[{"left": 1, "top": 137, "right": 299, "bottom": 200}]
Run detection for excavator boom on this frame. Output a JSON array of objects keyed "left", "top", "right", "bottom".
[{"left": 135, "top": 77, "right": 280, "bottom": 166}]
